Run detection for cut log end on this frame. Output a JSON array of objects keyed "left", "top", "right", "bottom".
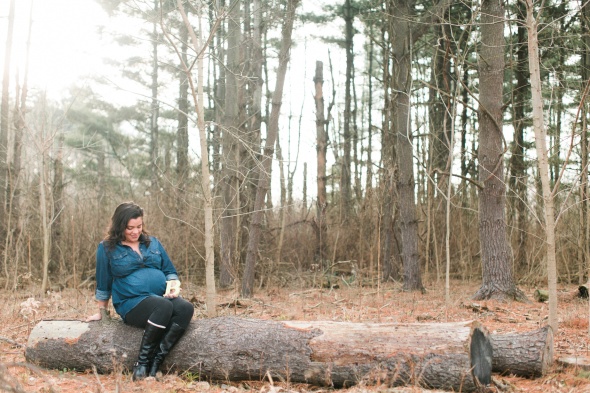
[{"left": 470, "top": 327, "right": 493, "bottom": 385}]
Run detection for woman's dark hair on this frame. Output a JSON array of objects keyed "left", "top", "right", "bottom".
[{"left": 104, "top": 202, "right": 150, "bottom": 250}]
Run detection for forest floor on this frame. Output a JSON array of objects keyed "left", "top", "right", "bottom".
[{"left": 1, "top": 280, "right": 590, "bottom": 393}]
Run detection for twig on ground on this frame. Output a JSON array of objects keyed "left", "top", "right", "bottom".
[
  {"left": 0, "top": 336, "right": 24, "bottom": 348},
  {"left": 92, "top": 365, "right": 106, "bottom": 392},
  {"left": 3, "top": 362, "right": 58, "bottom": 393}
]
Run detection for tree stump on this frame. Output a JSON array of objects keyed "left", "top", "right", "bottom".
[
  {"left": 26, "top": 317, "right": 492, "bottom": 391},
  {"left": 489, "top": 325, "right": 553, "bottom": 378}
]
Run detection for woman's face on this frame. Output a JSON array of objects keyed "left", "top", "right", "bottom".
[{"left": 124, "top": 217, "right": 143, "bottom": 243}]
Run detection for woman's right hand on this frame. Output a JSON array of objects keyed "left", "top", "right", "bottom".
[{"left": 85, "top": 312, "right": 102, "bottom": 322}]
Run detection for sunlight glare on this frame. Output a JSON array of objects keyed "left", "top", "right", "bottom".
[{"left": 1, "top": 0, "right": 109, "bottom": 99}]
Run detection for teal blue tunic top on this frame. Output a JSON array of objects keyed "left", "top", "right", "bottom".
[{"left": 94, "top": 236, "right": 179, "bottom": 321}]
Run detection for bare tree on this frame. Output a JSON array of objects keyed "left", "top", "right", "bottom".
[
  {"left": 38, "top": 97, "right": 56, "bottom": 294},
  {"left": 150, "top": 0, "right": 161, "bottom": 193},
  {"left": 340, "top": 0, "right": 354, "bottom": 219},
  {"left": 168, "top": 0, "right": 222, "bottom": 317},
  {"left": 0, "top": 0, "right": 15, "bottom": 238},
  {"left": 4, "top": 1, "right": 31, "bottom": 290},
  {"left": 314, "top": 60, "right": 328, "bottom": 263},
  {"left": 524, "top": 0, "right": 557, "bottom": 331},
  {"left": 579, "top": 0, "right": 590, "bottom": 287},
  {"left": 176, "top": 11, "right": 190, "bottom": 198},
  {"left": 219, "top": 0, "right": 241, "bottom": 288},
  {"left": 241, "top": 0, "right": 301, "bottom": 297},
  {"left": 508, "top": 0, "right": 529, "bottom": 273}
]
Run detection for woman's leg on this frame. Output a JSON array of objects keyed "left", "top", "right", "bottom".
[
  {"left": 125, "top": 296, "right": 174, "bottom": 329},
  {"left": 149, "top": 298, "right": 194, "bottom": 377},
  {"left": 125, "top": 296, "right": 174, "bottom": 381},
  {"left": 169, "top": 297, "right": 195, "bottom": 329}
]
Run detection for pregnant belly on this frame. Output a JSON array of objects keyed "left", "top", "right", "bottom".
[{"left": 118, "top": 268, "right": 167, "bottom": 298}]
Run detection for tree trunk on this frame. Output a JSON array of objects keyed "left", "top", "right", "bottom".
[
  {"left": 340, "top": 0, "right": 354, "bottom": 220},
  {"left": 26, "top": 318, "right": 494, "bottom": 391},
  {"left": 219, "top": 0, "right": 241, "bottom": 288},
  {"left": 380, "top": 15, "right": 398, "bottom": 282},
  {"left": 430, "top": 21, "right": 452, "bottom": 191},
  {"left": 390, "top": 0, "right": 423, "bottom": 292},
  {"left": 473, "top": 0, "right": 526, "bottom": 302},
  {"left": 238, "top": 0, "right": 256, "bottom": 277},
  {"left": 366, "top": 33, "right": 374, "bottom": 193},
  {"left": 5, "top": 2, "right": 30, "bottom": 290},
  {"left": 0, "top": 0, "right": 15, "bottom": 231},
  {"left": 525, "top": 0, "right": 558, "bottom": 332},
  {"left": 176, "top": 12, "right": 190, "bottom": 196},
  {"left": 241, "top": 0, "right": 300, "bottom": 297},
  {"left": 579, "top": 0, "right": 590, "bottom": 286},
  {"left": 508, "top": 0, "right": 529, "bottom": 273},
  {"left": 174, "top": 0, "right": 218, "bottom": 317},
  {"left": 39, "top": 119, "right": 51, "bottom": 294},
  {"left": 150, "top": 0, "right": 160, "bottom": 193},
  {"left": 275, "top": 139, "right": 287, "bottom": 266},
  {"left": 51, "top": 130, "right": 65, "bottom": 277},
  {"left": 314, "top": 61, "right": 328, "bottom": 263},
  {"left": 211, "top": 0, "right": 225, "bottom": 178}
]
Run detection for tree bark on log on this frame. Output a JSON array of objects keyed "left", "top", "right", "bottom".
[
  {"left": 25, "top": 317, "right": 492, "bottom": 391},
  {"left": 489, "top": 325, "right": 553, "bottom": 378}
]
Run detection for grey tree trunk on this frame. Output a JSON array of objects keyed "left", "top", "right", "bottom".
[
  {"left": 390, "top": 0, "right": 423, "bottom": 292},
  {"left": 26, "top": 318, "right": 499, "bottom": 391},
  {"left": 525, "top": 0, "right": 558, "bottom": 332},
  {"left": 314, "top": 61, "right": 328, "bottom": 263},
  {"left": 578, "top": 1, "right": 590, "bottom": 286},
  {"left": 51, "top": 131, "right": 64, "bottom": 276},
  {"left": 0, "top": 0, "right": 15, "bottom": 238},
  {"left": 172, "top": 0, "right": 218, "bottom": 317},
  {"left": 340, "top": 0, "right": 354, "bottom": 220},
  {"left": 211, "top": 0, "right": 225, "bottom": 178},
  {"left": 380, "top": 16, "right": 398, "bottom": 281},
  {"left": 150, "top": 0, "right": 160, "bottom": 193},
  {"left": 429, "top": 22, "right": 452, "bottom": 189},
  {"left": 508, "top": 0, "right": 529, "bottom": 274},
  {"left": 241, "top": 0, "right": 300, "bottom": 297},
  {"left": 176, "top": 14, "right": 190, "bottom": 196},
  {"left": 5, "top": 2, "right": 30, "bottom": 290},
  {"left": 472, "top": 0, "right": 526, "bottom": 302},
  {"left": 219, "top": 0, "right": 241, "bottom": 288},
  {"left": 39, "top": 111, "right": 51, "bottom": 295}
]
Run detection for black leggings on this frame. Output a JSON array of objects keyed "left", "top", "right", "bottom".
[{"left": 125, "top": 296, "right": 194, "bottom": 330}]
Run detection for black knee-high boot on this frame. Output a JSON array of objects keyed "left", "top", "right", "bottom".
[
  {"left": 132, "top": 323, "right": 166, "bottom": 381},
  {"left": 148, "top": 322, "right": 186, "bottom": 377}
]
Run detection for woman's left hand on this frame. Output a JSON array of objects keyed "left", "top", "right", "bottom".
[{"left": 164, "top": 280, "right": 181, "bottom": 298}]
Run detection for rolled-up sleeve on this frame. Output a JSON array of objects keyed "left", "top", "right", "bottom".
[
  {"left": 95, "top": 242, "right": 112, "bottom": 301},
  {"left": 156, "top": 238, "right": 179, "bottom": 281}
]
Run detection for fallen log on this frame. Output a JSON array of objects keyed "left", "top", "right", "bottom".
[
  {"left": 25, "top": 317, "right": 491, "bottom": 391},
  {"left": 489, "top": 325, "right": 553, "bottom": 378}
]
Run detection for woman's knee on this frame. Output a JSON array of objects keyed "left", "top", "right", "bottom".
[
  {"left": 173, "top": 298, "right": 194, "bottom": 316},
  {"left": 171, "top": 298, "right": 194, "bottom": 327},
  {"left": 149, "top": 297, "right": 174, "bottom": 320}
]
